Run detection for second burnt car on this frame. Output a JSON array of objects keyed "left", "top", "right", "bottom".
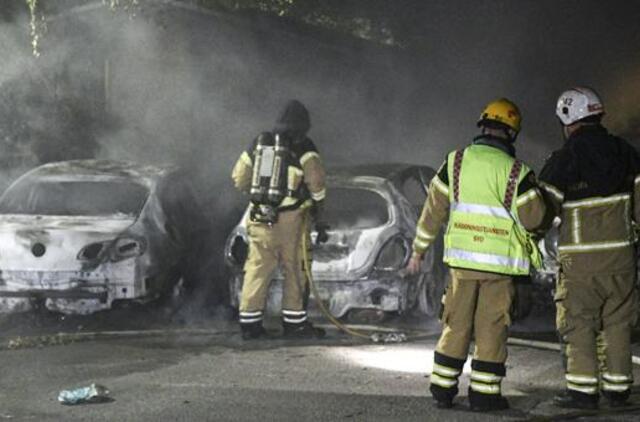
[
  {"left": 0, "top": 160, "right": 212, "bottom": 314},
  {"left": 225, "top": 164, "right": 449, "bottom": 321}
]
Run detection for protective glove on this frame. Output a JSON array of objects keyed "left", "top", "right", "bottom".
[
  {"left": 511, "top": 276, "right": 533, "bottom": 322},
  {"left": 315, "top": 222, "right": 330, "bottom": 245}
]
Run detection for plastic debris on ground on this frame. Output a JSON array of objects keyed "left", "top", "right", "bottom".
[
  {"left": 370, "top": 332, "right": 408, "bottom": 343},
  {"left": 58, "top": 383, "right": 111, "bottom": 405}
]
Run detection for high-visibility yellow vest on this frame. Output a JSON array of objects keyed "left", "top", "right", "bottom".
[{"left": 443, "top": 145, "right": 541, "bottom": 275}]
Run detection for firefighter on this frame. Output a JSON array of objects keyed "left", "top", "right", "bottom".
[
  {"left": 539, "top": 87, "right": 639, "bottom": 409},
  {"left": 231, "top": 100, "right": 329, "bottom": 340},
  {"left": 406, "top": 98, "right": 547, "bottom": 411}
]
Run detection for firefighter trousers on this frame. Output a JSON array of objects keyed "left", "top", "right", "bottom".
[
  {"left": 430, "top": 271, "right": 514, "bottom": 403},
  {"left": 239, "top": 208, "right": 309, "bottom": 327},
  {"left": 555, "top": 269, "right": 638, "bottom": 398}
]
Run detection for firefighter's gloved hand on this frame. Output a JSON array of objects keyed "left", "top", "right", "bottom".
[
  {"left": 511, "top": 276, "right": 533, "bottom": 322},
  {"left": 315, "top": 222, "right": 330, "bottom": 245}
]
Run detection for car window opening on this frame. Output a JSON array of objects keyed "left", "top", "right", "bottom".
[
  {"left": 325, "top": 188, "right": 389, "bottom": 230},
  {"left": 0, "top": 180, "right": 149, "bottom": 216}
]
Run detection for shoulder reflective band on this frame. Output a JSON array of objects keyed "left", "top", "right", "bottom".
[
  {"left": 515, "top": 189, "right": 540, "bottom": 207},
  {"left": 564, "top": 193, "right": 630, "bottom": 209},
  {"left": 300, "top": 151, "right": 320, "bottom": 167},
  {"left": 444, "top": 248, "right": 529, "bottom": 271},
  {"left": 452, "top": 149, "right": 464, "bottom": 202},
  {"left": 558, "top": 240, "right": 633, "bottom": 253},
  {"left": 451, "top": 202, "right": 511, "bottom": 219},
  {"left": 432, "top": 176, "right": 449, "bottom": 196},
  {"left": 504, "top": 160, "right": 523, "bottom": 209},
  {"left": 540, "top": 182, "right": 564, "bottom": 202}
]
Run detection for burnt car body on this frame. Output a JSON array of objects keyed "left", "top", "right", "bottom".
[
  {"left": 224, "top": 164, "right": 449, "bottom": 320},
  {"left": 0, "top": 160, "right": 209, "bottom": 314}
]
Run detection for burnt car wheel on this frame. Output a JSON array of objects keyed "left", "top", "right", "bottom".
[{"left": 417, "top": 271, "right": 447, "bottom": 318}]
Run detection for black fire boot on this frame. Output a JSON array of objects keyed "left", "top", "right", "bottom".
[
  {"left": 553, "top": 389, "right": 598, "bottom": 410},
  {"left": 603, "top": 390, "right": 631, "bottom": 408},
  {"left": 240, "top": 321, "right": 268, "bottom": 340},
  {"left": 430, "top": 352, "right": 465, "bottom": 409},
  {"left": 468, "top": 388, "right": 509, "bottom": 412},
  {"left": 282, "top": 321, "right": 326, "bottom": 339},
  {"left": 430, "top": 385, "right": 455, "bottom": 409}
]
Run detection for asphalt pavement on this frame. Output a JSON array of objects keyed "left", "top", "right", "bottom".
[{"left": 1, "top": 310, "right": 640, "bottom": 421}]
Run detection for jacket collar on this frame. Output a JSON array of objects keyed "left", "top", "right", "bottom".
[{"left": 472, "top": 135, "right": 516, "bottom": 157}]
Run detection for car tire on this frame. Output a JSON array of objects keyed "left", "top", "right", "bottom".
[{"left": 417, "top": 271, "right": 446, "bottom": 318}]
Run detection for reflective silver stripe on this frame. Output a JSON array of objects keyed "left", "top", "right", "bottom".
[
  {"left": 240, "top": 317, "right": 263, "bottom": 324},
  {"left": 564, "top": 193, "right": 631, "bottom": 209},
  {"left": 413, "top": 237, "right": 431, "bottom": 251},
  {"left": 283, "top": 316, "right": 308, "bottom": 324},
  {"left": 566, "top": 374, "right": 598, "bottom": 384},
  {"left": 300, "top": 152, "right": 320, "bottom": 167},
  {"left": 282, "top": 310, "right": 307, "bottom": 316},
  {"left": 430, "top": 373, "right": 457, "bottom": 388},
  {"left": 445, "top": 248, "right": 529, "bottom": 271},
  {"left": 558, "top": 240, "right": 633, "bottom": 253},
  {"left": 470, "top": 382, "right": 500, "bottom": 394},
  {"left": 515, "top": 189, "right": 540, "bottom": 207},
  {"left": 568, "top": 383, "right": 598, "bottom": 395},
  {"left": 602, "top": 373, "right": 633, "bottom": 383},
  {"left": 311, "top": 188, "right": 326, "bottom": 201},
  {"left": 470, "top": 371, "right": 502, "bottom": 383},
  {"left": 240, "top": 311, "right": 263, "bottom": 317},
  {"left": 433, "top": 364, "right": 461, "bottom": 378},
  {"left": 635, "top": 175, "right": 640, "bottom": 185},
  {"left": 451, "top": 202, "right": 511, "bottom": 219},
  {"left": 416, "top": 226, "right": 436, "bottom": 241},
  {"left": 540, "top": 182, "right": 564, "bottom": 201},
  {"left": 571, "top": 208, "right": 581, "bottom": 244},
  {"left": 432, "top": 177, "right": 449, "bottom": 196},
  {"left": 602, "top": 382, "right": 631, "bottom": 392}
]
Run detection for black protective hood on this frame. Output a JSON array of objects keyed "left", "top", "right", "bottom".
[{"left": 274, "top": 100, "right": 311, "bottom": 138}]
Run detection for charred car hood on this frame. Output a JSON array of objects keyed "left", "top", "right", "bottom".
[{"left": 0, "top": 214, "right": 136, "bottom": 271}]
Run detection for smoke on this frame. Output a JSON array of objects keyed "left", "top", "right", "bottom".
[{"left": 1, "top": 1, "right": 640, "bottom": 322}]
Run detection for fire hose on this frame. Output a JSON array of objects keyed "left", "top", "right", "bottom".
[
  {"left": 301, "top": 215, "right": 409, "bottom": 343},
  {"left": 301, "top": 217, "right": 640, "bottom": 361}
]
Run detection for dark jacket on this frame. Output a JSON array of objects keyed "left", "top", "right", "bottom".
[{"left": 539, "top": 124, "right": 640, "bottom": 275}]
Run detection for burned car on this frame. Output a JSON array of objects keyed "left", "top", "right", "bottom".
[
  {"left": 225, "top": 164, "right": 449, "bottom": 321},
  {"left": 0, "top": 160, "right": 209, "bottom": 314}
]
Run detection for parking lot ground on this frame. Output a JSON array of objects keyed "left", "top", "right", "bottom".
[{"left": 1, "top": 315, "right": 639, "bottom": 422}]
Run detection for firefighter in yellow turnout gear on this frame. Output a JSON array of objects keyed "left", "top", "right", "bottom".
[
  {"left": 539, "top": 87, "right": 639, "bottom": 409},
  {"left": 231, "top": 100, "right": 328, "bottom": 340},
  {"left": 406, "top": 99, "right": 547, "bottom": 411}
]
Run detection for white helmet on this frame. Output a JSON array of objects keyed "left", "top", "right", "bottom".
[{"left": 555, "top": 87, "right": 605, "bottom": 126}]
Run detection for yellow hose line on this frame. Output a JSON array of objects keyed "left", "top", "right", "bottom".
[{"left": 302, "top": 215, "right": 371, "bottom": 339}]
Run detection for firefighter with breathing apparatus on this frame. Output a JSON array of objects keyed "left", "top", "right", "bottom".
[
  {"left": 406, "top": 98, "right": 547, "bottom": 411},
  {"left": 231, "top": 99, "right": 329, "bottom": 340}
]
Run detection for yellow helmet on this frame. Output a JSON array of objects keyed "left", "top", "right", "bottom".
[{"left": 477, "top": 98, "right": 522, "bottom": 133}]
